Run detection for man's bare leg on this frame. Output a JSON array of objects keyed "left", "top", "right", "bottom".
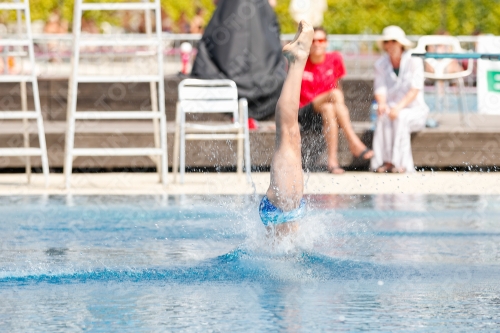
[
  {"left": 312, "top": 88, "right": 374, "bottom": 171},
  {"left": 266, "top": 21, "right": 313, "bottom": 235},
  {"left": 314, "top": 102, "right": 343, "bottom": 174}
]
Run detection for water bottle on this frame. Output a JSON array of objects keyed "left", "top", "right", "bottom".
[{"left": 370, "top": 101, "right": 378, "bottom": 130}]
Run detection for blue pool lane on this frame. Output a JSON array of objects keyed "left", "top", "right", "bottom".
[{"left": 0, "top": 194, "right": 499, "bottom": 331}]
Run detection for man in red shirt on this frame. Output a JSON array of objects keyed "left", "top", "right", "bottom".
[{"left": 299, "top": 27, "right": 373, "bottom": 173}]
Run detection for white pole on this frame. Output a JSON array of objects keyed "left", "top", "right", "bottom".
[
  {"left": 20, "top": 81, "right": 31, "bottom": 182},
  {"left": 64, "top": 0, "right": 83, "bottom": 189},
  {"left": 172, "top": 102, "right": 180, "bottom": 182},
  {"left": 180, "top": 110, "right": 185, "bottom": 184},
  {"left": 145, "top": 0, "right": 161, "bottom": 181},
  {"left": 25, "top": 0, "right": 50, "bottom": 187},
  {"left": 17, "top": 1, "right": 31, "bottom": 183},
  {"left": 154, "top": 0, "right": 168, "bottom": 186},
  {"left": 241, "top": 98, "right": 252, "bottom": 183}
]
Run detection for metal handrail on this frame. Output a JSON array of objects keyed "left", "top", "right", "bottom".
[
  {"left": 22, "top": 32, "right": 480, "bottom": 45},
  {"left": 0, "top": 33, "right": 483, "bottom": 79}
]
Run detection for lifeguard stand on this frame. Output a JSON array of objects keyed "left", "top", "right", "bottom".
[
  {"left": 64, "top": 0, "right": 167, "bottom": 189},
  {"left": 0, "top": 0, "right": 50, "bottom": 186}
]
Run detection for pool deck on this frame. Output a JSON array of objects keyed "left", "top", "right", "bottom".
[
  {"left": 2, "top": 113, "right": 500, "bottom": 170},
  {"left": 1, "top": 171, "right": 499, "bottom": 195}
]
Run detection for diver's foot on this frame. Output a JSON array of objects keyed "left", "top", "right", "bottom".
[{"left": 282, "top": 20, "right": 313, "bottom": 63}]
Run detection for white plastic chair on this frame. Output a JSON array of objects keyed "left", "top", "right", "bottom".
[
  {"left": 412, "top": 35, "right": 473, "bottom": 126},
  {"left": 173, "top": 79, "right": 251, "bottom": 183}
]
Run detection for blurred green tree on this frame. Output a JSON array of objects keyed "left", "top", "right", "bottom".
[
  {"left": 274, "top": 0, "right": 500, "bottom": 35},
  {"left": 5, "top": 0, "right": 499, "bottom": 35},
  {"left": 21, "top": 0, "right": 214, "bottom": 31},
  {"left": 160, "top": 0, "right": 214, "bottom": 23}
]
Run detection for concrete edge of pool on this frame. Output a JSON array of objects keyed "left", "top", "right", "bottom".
[{"left": 0, "top": 172, "right": 498, "bottom": 195}]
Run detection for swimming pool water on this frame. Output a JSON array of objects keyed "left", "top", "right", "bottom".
[{"left": 1, "top": 194, "right": 499, "bottom": 331}]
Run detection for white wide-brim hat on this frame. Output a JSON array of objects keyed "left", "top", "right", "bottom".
[{"left": 377, "top": 25, "right": 414, "bottom": 50}]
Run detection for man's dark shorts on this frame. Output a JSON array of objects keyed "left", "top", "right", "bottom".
[{"left": 298, "top": 103, "right": 323, "bottom": 133}]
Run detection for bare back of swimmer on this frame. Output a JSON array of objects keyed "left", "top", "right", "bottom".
[{"left": 259, "top": 21, "right": 314, "bottom": 236}]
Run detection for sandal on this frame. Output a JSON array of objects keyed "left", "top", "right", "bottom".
[
  {"left": 356, "top": 148, "right": 373, "bottom": 160},
  {"left": 376, "top": 164, "right": 391, "bottom": 173},
  {"left": 327, "top": 166, "right": 345, "bottom": 174}
]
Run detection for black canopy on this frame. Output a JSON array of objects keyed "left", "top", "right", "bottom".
[{"left": 191, "top": 0, "right": 286, "bottom": 120}]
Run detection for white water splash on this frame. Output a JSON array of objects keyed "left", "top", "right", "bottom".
[{"left": 238, "top": 204, "right": 341, "bottom": 258}]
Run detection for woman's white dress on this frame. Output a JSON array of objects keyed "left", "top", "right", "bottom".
[{"left": 370, "top": 51, "right": 429, "bottom": 172}]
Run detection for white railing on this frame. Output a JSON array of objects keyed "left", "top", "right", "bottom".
[{"left": 0, "top": 33, "right": 481, "bottom": 80}]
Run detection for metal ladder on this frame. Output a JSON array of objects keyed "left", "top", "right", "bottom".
[
  {"left": 0, "top": 0, "right": 50, "bottom": 186},
  {"left": 64, "top": 0, "right": 167, "bottom": 189}
]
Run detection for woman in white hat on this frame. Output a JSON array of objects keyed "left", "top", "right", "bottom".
[{"left": 370, "top": 25, "right": 429, "bottom": 173}]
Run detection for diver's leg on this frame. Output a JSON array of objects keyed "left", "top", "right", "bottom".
[{"left": 266, "top": 21, "right": 313, "bottom": 213}]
